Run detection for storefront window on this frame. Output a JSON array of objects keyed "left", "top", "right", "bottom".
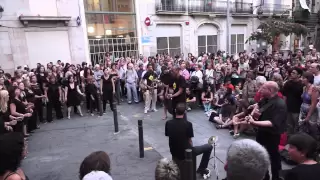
[
  {"left": 85, "top": 0, "right": 135, "bottom": 12},
  {"left": 86, "top": 14, "right": 136, "bottom": 38}
]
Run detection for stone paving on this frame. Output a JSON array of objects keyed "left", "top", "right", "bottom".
[
  {"left": 21, "top": 111, "right": 161, "bottom": 180},
  {"left": 21, "top": 103, "right": 293, "bottom": 180}
]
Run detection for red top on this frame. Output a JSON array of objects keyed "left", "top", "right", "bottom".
[{"left": 224, "top": 83, "right": 235, "bottom": 91}]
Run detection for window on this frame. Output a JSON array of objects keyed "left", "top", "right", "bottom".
[
  {"left": 157, "top": 37, "right": 181, "bottom": 56},
  {"left": 84, "top": 0, "right": 134, "bottom": 12},
  {"left": 198, "top": 35, "right": 218, "bottom": 54},
  {"left": 231, "top": 34, "right": 244, "bottom": 54},
  {"left": 86, "top": 14, "right": 136, "bottom": 38}
]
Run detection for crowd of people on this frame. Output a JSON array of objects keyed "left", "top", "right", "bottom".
[{"left": 1, "top": 47, "right": 320, "bottom": 179}]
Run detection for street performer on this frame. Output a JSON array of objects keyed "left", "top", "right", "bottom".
[
  {"left": 246, "top": 81, "right": 287, "bottom": 180},
  {"left": 142, "top": 64, "right": 158, "bottom": 114},
  {"left": 166, "top": 65, "right": 186, "bottom": 118}
]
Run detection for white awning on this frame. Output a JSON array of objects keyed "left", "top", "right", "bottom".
[{"left": 299, "top": 0, "right": 311, "bottom": 12}]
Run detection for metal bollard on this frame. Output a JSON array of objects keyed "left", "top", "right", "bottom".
[
  {"left": 98, "top": 93, "right": 103, "bottom": 116},
  {"left": 185, "top": 149, "right": 194, "bottom": 180},
  {"left": 113, "top": 102, "right": 119, "bottom": 133},
  {"left": 138, "top": 120, "right": 144, "bottom": 158}
]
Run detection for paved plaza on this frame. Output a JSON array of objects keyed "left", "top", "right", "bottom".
[{"left": 21, "top": 103, "right": 292, "bottom": 180}]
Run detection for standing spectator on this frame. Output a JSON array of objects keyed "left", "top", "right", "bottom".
[
  {"left": 100, "top": 69, "right": 115, "bottom": 113},
  {"left": 310, "top": 63, "right": 320, "bottom": 85},
  {"left": 93, "top": 64, "right": 103, "bottom": 90},
  {"left": 125, "top": 63, "right": 139, "bottom": 104},
  {"left": 29, "top": 75, "right": 45, "bottom": 124},
  {"left": 282, "top": 67, "right": 304, "bottom": 137},
  {"left": 45, "top": 75, "right": 63, "bottom": 122},
  {"left": 298, "top": 72, "right": 319, "bottom": 139},
  {"left": 284, "top": 133, "right": 320, "bottom": 180},
  {"left": 65, "top": 76, "right": 84, "bottom": 119}
]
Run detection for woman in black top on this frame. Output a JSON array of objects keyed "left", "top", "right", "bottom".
[
  {"left": 285, "top": 133, "right": 320, "bottom": 180},
  {"left": 65, "top": 75, "right": 84, "bottom": 119},
  {"left": 0, "top": 90, "right": 18, "bottom": 135},
  {"left": 36, "top": 66, "right": 47, "bottom": 93},
  {"left": 9, "top": 87, "right": 32, "bottom": 136},
  {"left": 23, "top": 79, "right": 40, "bottom": 132},
  {"left": 100, "top": 69, "right": 115, "bottom": 113},
  {"left": 45, "top": 75, "right": 63, "bottom": 122},
  {"left": 85, "top": 76, "right": 100, "bottom": 115},
  {"left": 30, "top": 75, "right": 45, "bottom": 123},
  {"left": 257, "top": 59, "right": 266, "bottom": 76}
]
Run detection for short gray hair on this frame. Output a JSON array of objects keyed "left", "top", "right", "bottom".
[
  {"left": 155, "top": 158, "right": 180, "bottom": 180},
  {"left": 256, "top": 76, "right": 266, "bottom": 86},
  {"left": 227, "top": 139, "right": 270, "bottom": 180}
]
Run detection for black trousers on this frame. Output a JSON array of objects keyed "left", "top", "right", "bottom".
[
  {"left": 256, "top": 131, "right": 281, "bottom": 180},
  {"left": 103, "top": 91, "right": 114, "bottom": 111},
  {"left": 46, "top": 100, "right": 63, "bottom": 122},
  {"left": 35, "top": 99, "right": 44, "bottom": 122},
  {"left": 89, "top": 93, "right": 100, "bottom": 113},
  {"left": 172, "top": 144, "right": 213, "bottom": 180},
  {"left": 27, "top": 111, "right": 37, "bottom": 132}
]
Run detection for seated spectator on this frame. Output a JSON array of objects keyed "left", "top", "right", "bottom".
[
  {"left": 79, "top": 151, "right": 113, "bottom": 180},
  {"left": 214, "top": 92, "right": 237, "bottom": 129},
  {"left": 285, "top": 133, "right": 320, "bottom": 180},
  {"left": 186, "top": 87, "right": 196, "bottom": 111},
  {"left": 226, "top": 139, "right": 270, "bottom": 180},
  {"left": 0, "top": 132, "right": 29, "bottom": 180},
  {"left": 201, "top": 85, "right": 213, "bottom": 116},
  {"left": 155, "top": 158, "right": 180, "bottom": 180}
]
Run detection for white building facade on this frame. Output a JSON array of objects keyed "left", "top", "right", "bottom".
[
  {"left": 0, "top": 0, "right": 89, "bottom": 73},
  {"left": 136, "top": 0, "right": 293, "bottom": 57}
]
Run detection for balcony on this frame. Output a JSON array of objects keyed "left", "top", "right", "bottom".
[
  {"left": 155, "top": 2, "right": 186, "bottom": 15},
  {"left": 259, "top": 3, "right": 291, "bottom": 17},
  {"left": 230, "top": 2, "right": 253, "bottom": 16},
  {"left": 188, "top": 0, "right": 228, "bottom": 15},
  {"left": 188, "top": 1, "right": 252, "bottom": 16}
]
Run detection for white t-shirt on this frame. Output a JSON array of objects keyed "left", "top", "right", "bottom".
[
  {"left": 191, "top": 70, "right": 203, "bottom": 84},
  {"left": 314, "top": 74, "right": 320, "bottom": 86}
]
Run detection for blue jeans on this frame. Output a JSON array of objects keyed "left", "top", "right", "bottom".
[
  {"left": 203, "top": 102, "right": 211, "bottom": 112},
  {"left": 126, "top": 83, "right": 138, "bottom": 103}
]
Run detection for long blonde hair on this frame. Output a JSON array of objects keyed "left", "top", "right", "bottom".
[{"left": 0, "top": 90, "right": 9, "bottom": 113}]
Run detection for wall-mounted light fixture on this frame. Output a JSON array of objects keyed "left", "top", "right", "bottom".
[{"left": 76, "top": 16, "right": 81, "bottom": 26}]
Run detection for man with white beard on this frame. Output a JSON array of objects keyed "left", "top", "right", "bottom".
[{"left": 124, "top": 63, "right": 139, "bottom": 104}]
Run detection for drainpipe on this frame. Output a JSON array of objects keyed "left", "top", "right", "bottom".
[{"left": 226, "top": 0, "right": 230, "bottom": 53}]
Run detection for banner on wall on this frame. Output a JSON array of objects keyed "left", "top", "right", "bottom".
[
  {"left": 141, "top": 36, "right": 152, "bottom": 45},
  {"left": 299, "top": 0, "right": 310, "bottom": 12}
]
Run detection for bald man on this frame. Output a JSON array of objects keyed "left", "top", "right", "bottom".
[{"left": 247, "top": 81, "right": 287, "bottom": 180}]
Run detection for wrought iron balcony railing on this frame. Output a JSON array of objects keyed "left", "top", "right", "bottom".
[
  {"left": 155, "top": 2, "right": 186, "bottom": 14},
  {"left": 260, "top": 3, "right": 291, "bottom": 15},
  {"left": 230, "top": 2, "right": 253, "bottom": 14},
  {"left": 188, "top": 0, "right": 252, "bottom": 15},
  {"left": 188, "top": 0, "right": 228, "bottom": 14}
]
